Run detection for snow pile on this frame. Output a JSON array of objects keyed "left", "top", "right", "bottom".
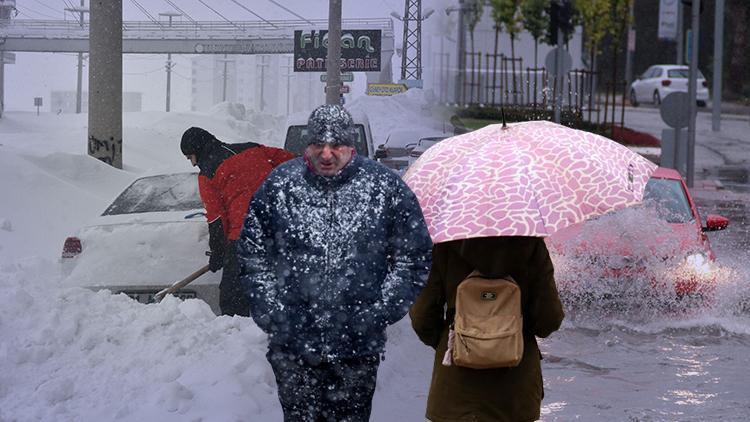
[{"left": 0, "top": 95, "right": 445, "bottom": 420}]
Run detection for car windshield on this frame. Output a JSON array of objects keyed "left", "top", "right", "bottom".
[
  {"left": 667, "top": 68, "right": 705, "bottom": 79},
  {"left": 102, "top": 173, "right": 203, "bottom": 215},
  {"left": 417, "top": 137, "right": 446, "bottom": 148},
  {"left": 285, "top": 124, "right": 368, "bottom": 157},
  {"left": 641, "top": 178, "right": 694, "bottom": 223}
]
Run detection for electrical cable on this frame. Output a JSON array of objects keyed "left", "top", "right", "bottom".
[
  {"left": 196, "top": 0, "right": 243, "bottom": 30},
  {"left": 162, "top": 0, "right": 197, "bottom": 24},
  {"left": 227, "top": 0, "right": 277, "bottom": 28},
  {"left": 16, "top": 5, "right": 59, "bottom": 19},
  {"left": 130, "top": 0, "right": 162, "bottom": 26},
  {"left": 30, "top": 0, "right": 64, "bottom": 15},
  {"left": 265, "top": 0, "right": 313, "bottom": 24}
]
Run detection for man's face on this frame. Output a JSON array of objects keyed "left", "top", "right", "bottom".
[
  {"left": 305, "top": 143, "right": 354, "bottom": 176},
  {"left": 186, "top": 154, "right": 198, "bottom": 167}
]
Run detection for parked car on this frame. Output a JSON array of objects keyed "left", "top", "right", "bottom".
[
  {"left": 547, "top": 167, "right": 729, "bottom": 300},
  {"left": 283, "top": 110, "right": 376, "bottom": 159},
  {"left": 408, "top": 136, "right": 449, "bottom": 159},
  {"left": 375, "top": 129, "right": 448, "bottom": 173},
  {"left": 60, "top": 173, "right": 221, "bottom": 314},
  {"left": 629, "top": 64, "right": 709, "bottom": 107}
]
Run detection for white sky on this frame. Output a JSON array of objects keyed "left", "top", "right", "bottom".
[{"left": 3, "top": 0, "right": 457, "bottom": 112}]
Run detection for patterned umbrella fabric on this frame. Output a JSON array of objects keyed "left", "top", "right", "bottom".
[{"left": 403, "top": 120, "right": 657, "bottom": 243}]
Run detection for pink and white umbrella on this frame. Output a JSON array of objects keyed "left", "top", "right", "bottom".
[{"left": 403, "top": 120, "right": 657, "bottom": 243}]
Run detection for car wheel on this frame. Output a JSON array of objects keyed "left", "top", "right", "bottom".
[
  {"left": 653, "top": 91, "right": 661, "bottom": 105},
  {"left": 630, "top": 89, "right": 639, "bottom": 107}
]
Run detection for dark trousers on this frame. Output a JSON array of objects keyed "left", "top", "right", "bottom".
[
  {"left": 267, "top": 348, "right": 380, "bottom": 422},
  {"left": 219, "top": 240, "right": 250, "bottom": 317}
]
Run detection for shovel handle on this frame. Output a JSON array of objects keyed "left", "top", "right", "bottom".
[{"left": 154, "top": 264, "right": 210, "bottom": 302}]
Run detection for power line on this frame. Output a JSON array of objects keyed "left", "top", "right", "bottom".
[
  {"left": 228, "top": 0, "right": 277, "bottom": 28},
  {"left": 162, "top": 0, "right": 197, "bottom": 24},
  {"left": 130, "top": 0, "right": 162, "bottom": 26},
  {"left": 265, "top": 0, "right": 312, "bottom": 24},
  {"left": 30, "top": 0, "right": 64, "bottom": 15},
  {"left": 16, "top": 5, "right": 59, "bottom": 19},
  {"left": 196, "top": 0, "right": 243, "bottom": 30}
]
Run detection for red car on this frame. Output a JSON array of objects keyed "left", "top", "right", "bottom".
[{"left": 547, "top": 167, "right": 729, "bottom": 300}]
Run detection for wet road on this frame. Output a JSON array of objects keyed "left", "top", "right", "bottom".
[{"left": 539, "top": 108, "right": 750, "bottom": 421}]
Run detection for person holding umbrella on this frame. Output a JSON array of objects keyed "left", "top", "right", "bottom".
[
  {"left": 180, "top": 127, "right": 294, "bottom": 317},
  {"left": 405, "top": 120, "right": 658, "bottom": 421}
]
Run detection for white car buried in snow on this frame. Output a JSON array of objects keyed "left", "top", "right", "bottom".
[{"left": 60, "top": 172, "right": 221, "bottom": 314}]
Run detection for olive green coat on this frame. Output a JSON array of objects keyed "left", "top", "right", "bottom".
[{"left": 410, "top": 237, "right": 564, "bottom": 422}]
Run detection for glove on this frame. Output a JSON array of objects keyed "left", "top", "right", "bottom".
[{"left": 208, "top": 219, "right": 226, "bottom": 272}]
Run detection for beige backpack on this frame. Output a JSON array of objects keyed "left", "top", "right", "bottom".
[{"left": 443, "top": 271, "right": 524, "bottom": 369}]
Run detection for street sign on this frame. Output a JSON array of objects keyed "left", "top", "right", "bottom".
[
  {"left": 324, "top": 84, "right": 350, "bottom": 94},
  {"left": 660, "top": 92, "right": 693, "bottom": 129},
  {"left": 294, "top": 29, "right": 381, "bottom": 72},
  {"left": 320, "top": 72, "right": 354, "bottom": 82},
  {"left": 658, "top": 0, "right": 679, "bottom": 40},
  {"left": 366, "top": 83, "right": 407, "bottom": 96},
  {"left": 544, "top": 47, "right": 572, "bottom": 77}
]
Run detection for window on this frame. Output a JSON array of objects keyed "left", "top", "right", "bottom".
[
  {"left": 284, "top": 124, "right": 368, "bottom": 157},
  {"left": 102, "top": 173, "right": 203, "bottom": 215}
]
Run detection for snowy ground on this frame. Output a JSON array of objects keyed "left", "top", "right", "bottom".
[
  {"left": 0, "top": 91, "right": 445, "bottom": 421},
  {"left": 2, "top": 91, "right": 750, "bottom": 421}
]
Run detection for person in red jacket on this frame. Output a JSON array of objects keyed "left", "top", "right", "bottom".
[{"left": 180, "top": 127, "right": 294, "bottom": 316}]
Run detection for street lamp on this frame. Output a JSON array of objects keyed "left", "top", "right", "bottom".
[{"left": 159, "top": 11, "right": 181, "bottom": 112}]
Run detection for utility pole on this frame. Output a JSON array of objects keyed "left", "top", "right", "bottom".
[
  {"left": 281, "top": 56, "right": 293, "bottom": 115},
  {"left": 392, "top": 1, "right": 434, "bottom": 89},
  {"left": 686, "top": 0, "right": 700, "bottom": 188},
  {"left": 88, "top": 0, "right": 123, "bottom": 169},
  {"left": 712, "top": 0, "right": 724, "bottom": 132},
  {"left": 446, "top": 1, "right": 467, "bottom": 105},
  {"left": 624, "top": 0, "right": 635, "bottom": 85},
  {"left": 258, "top": 55, "right": 269, "bottom": 111},
  {"left": 325, "top": 0, "right": 342, "bottom": 105},
  {"left": 65, "top": 1, "right": 89, "bottom": 114},
  {"left": 160, "top": 11, "right": 181, "bottom": 112},
  {"left": 676, "top": 1, "right": 684, "bottom": 64},
  {"left": 217, "top": 54, "right": 235, "bottom": 102}
]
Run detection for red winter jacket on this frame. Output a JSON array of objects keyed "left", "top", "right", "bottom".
[{"left": 199, "top": 145, "right": 294, "bottom": 240}]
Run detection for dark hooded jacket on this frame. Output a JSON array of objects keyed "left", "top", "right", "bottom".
[
  {"left": 180, "top": 127, "right": 294, "bottom": 240},
  {"left": 236, "top": 155, "right": 433, "bottom": 361},
  {"left": 410, "top": 237, "right": 564, "bottom": 422}
]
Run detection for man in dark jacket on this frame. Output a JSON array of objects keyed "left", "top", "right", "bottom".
[
  {"left": 180, "top": 127, "right": 294, "bottom": 316},
  {"left": 237, "top": 104, "right": 432, "bottom": 421},
  {"left": 410, "top": 236, "right": 564, "bottom": 422}
]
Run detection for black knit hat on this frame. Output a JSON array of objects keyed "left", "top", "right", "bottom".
[
  {"left": 306, "top": 104, "right": 357, "bottom": 146},
  {"left": 180, "top": 127, "right": 215, "bottom": 156}
]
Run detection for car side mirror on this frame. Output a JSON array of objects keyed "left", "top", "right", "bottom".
[
  {"left": 702, "top": 214, "right": 729, "bottom": 232},
  {"left": 374, "top": 145, "right": 387, "bottom": 160}
]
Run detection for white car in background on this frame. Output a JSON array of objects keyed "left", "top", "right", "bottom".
[
  {"left": 60, "top": 173, "right": 221, "bottom": 314},
  {"left": 629, "top": 64, "right": 709, "bottom": 107},
  {"left": 283, "top": 110, "right": 376, "bottom": 159}
]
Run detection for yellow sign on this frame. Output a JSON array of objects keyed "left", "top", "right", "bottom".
[{"left": 366, "top": 83, "right": 407, "bottom": 96}]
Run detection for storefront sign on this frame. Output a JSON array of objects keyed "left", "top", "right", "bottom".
[{"left": 294, "top": 30, "right": 381, "bottom": 72}]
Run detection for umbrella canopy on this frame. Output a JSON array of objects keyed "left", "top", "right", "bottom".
[{"left": 403, "top": 120, "right": 657, "bottom": 243}]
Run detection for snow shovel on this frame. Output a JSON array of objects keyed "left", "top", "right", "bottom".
[{"left": 153, "top": 264, "right": 210, "bottom": 302}]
